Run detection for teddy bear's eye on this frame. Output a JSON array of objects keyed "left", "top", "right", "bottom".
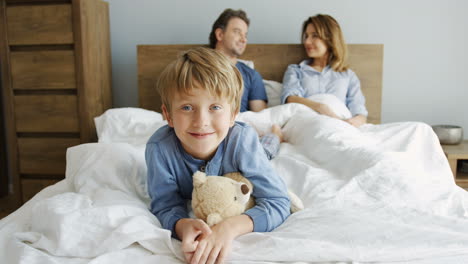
[{"left": 234, "top": 197, "right": 237, "bottom": 201}]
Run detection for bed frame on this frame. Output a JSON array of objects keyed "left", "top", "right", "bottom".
[{"left": 138, "top": 44, "right": 383, "bottom": 124}]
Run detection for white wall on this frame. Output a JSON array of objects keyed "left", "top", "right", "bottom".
[{"left": 107, "top": 0, "right": 468, "bottom": 139}]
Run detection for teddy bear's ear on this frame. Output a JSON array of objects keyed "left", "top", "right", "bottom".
[
  {"left": 207, "top": 213, "right": 223, "bottom": 227},
  {"left": 193, "top": 171, "right": 207, "bottom": 187}
]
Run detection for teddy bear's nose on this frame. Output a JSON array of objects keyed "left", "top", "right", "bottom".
[{"left": 241, "top": 184, "right": 249, "bottom": 195}]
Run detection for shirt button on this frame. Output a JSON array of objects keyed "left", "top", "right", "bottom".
[{"left": 199, "top": 165, "right": 206, "bottom": 172}]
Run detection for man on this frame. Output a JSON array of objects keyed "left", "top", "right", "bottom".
[
  {"left": 209, "top": 9, "right": 268, "bottom": 112},
  {"left": 209, "top": 8, "right": 284, "bottom": 160}
]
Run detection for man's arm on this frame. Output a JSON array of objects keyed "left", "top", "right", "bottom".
[
  {"left": 246, "top": 68, "right": 268, "bottom": 112},
  {"left": 248, "top": 99, "right": 267, "bottom": 112}
]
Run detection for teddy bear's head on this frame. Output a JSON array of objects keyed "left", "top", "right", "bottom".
[{"left": 192, "top": 171, "right": 252, "bottom": 226}]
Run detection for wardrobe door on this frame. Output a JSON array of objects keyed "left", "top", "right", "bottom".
[{"left": 0, "top": 78, "right": 7, "bottom": 198}]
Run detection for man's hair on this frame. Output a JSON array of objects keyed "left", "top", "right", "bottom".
[
  {"left": 302, "top": 14, "right": 348, "bottom": 72},
  {"left": 209, "top": 8, "right": 250, "bottom": 49},
  {"left": 156, "top": 47, "right": 243, "bottom": 113}
]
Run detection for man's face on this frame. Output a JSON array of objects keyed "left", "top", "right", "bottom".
[{"left": 216, "top": 17, "right": 248, "bottom": 58}]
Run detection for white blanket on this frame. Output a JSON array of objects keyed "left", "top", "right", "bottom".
[{"left": 1, "top": 104, "right": 468, "bottom": 264}]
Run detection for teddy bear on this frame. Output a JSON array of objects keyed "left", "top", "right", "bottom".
[{"left": 192, "top": 171, "right": 304, "bottom": 226}]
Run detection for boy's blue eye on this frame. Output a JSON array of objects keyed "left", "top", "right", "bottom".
[
  {"left": 211, "top": 105, "right": 222, "bottom": 111},
  {"left": 181, "top": 105, "right": 192, "bottom": 111}
]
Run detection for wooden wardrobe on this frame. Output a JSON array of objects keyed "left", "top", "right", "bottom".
[{"left": 0, "top": 0, "right": 112, "bottom": 214}]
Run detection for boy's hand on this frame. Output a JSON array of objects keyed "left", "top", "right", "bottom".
[
  {"left": 191, "top": 214, "right": 253, "bottom": 264},
  {"left": 190, "top": 220, "right": 234, "bottom": 264},
  {"left": 175, "top": 218, "right": 212, "bottom": 263}
]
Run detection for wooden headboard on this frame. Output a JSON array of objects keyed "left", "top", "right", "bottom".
[{"left": 138, "top": 44, "right": 383, "bottom": 124}]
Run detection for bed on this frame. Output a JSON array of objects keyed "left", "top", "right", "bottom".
[{"left": 1, "top": 44, "right": 468, "bottom": 264}]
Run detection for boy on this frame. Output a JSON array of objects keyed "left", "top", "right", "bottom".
[{"left": 146, "top": 47, "right": 290, "bottom": 264}]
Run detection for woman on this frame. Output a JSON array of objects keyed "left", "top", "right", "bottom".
[{"left": 281, "top": 14, "right": 368, "bottom": 127}]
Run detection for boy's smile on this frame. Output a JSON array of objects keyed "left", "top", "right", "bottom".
[
  {"left": 163, "top": 87, "right": 236, "bottom": 161},
  {"left": 189, "top": 131, "right": 215, "bottom": 139}
]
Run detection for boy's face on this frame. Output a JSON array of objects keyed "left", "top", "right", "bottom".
[{"left": 162, "top": 87, "right": 236, "bottom": 161}]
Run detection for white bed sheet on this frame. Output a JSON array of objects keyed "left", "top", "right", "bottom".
[{"left": 1, "top": 104, "right": 468, "bottom": 264}]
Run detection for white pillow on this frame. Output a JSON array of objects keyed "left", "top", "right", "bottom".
[
  {"left": 94, "top": 107, "right": 166, "bottom": 146},
  {"left": 66, "top": 142, "right": 149, "bottom": 201},
  {"left": 261, "top": 80, "right": 352, "bottom": 119},
  {"left": 263, "top": 79, "right": 282, "bottom": 107},
  {"left": 306, "top": 94, "right": 352, "bottom": 120}
]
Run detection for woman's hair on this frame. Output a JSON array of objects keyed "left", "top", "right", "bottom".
[
  {"left": 209, "top": 8, "right": 250, "bottom": 49},
  {"left": 301, "top": 14, "right": 348, "bottom": 72},
  {"left": 156, "top": 47, "right": 243, "bottom": 113}
]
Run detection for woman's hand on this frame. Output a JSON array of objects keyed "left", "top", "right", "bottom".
[
  {"left": 346, "top": 115, "right": 367, "bottom": 127},
  {"left": 286, "top": 96, "right": 340, "bottom": 119},
  {"left": 314, "top": 102, "right": 340, "bottom": 119}
]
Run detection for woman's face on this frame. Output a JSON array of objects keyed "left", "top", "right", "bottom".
[{"left": 302, "top": 23, "right": 329, "bottom": 60}]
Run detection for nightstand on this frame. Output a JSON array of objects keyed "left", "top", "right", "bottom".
[{"left": 441, "top": 140, "right": 468, "bottom": 188}]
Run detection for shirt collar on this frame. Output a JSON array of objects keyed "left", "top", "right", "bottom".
[
  {"left": 299, "top": 59, "right": 331, "bottom": 74},
  {"left": 177, "top": 137, "right": 225, "bottom": 174}
]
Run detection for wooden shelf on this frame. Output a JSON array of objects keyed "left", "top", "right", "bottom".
[
  {"left": 442, "top": 140, "right": 468, "bottom": 189},
  {"left": 455, "top": 170, "right": 468, "bottom": 189}
]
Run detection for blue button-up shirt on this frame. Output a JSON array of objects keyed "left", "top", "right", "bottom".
[
  {"left": 145, "top": 122, "right": 290, "bottom": 239},
  {"left": 236, "top": 61, "right": 268, "bottom": 112},
  {"left": 281, "top": 60, "right": 368, "bottom": 116}
]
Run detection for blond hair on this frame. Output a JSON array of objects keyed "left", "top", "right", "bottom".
[
  {"left": 156, "top": 47, "right": 243, "bottom": 113},
  {"left": 302, "top": 14, "right": 348, "bottom": 72}
]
